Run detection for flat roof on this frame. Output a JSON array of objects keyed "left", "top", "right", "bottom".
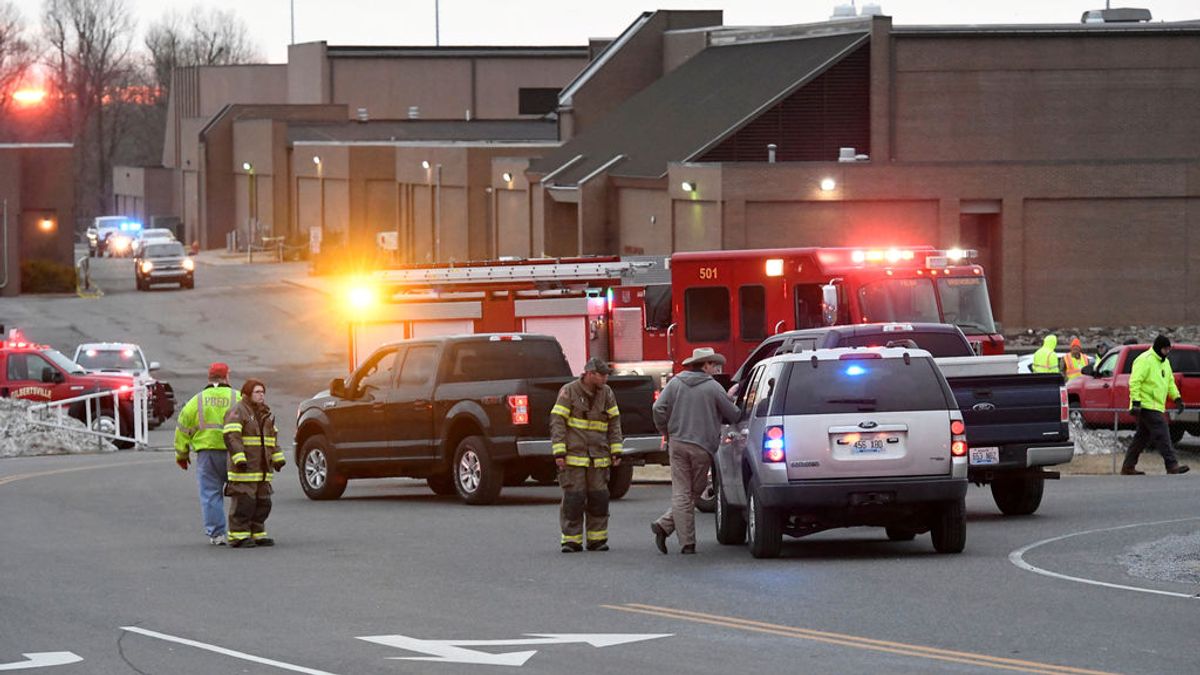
[
  {"left": 287, "top": 120, "right": 559, "bottom": 143},
  {"left": 327, "top": 45, "right": 588, "bottom": 59}
]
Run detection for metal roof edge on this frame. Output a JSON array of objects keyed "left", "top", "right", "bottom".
[
  {"left": 893, "top": 21, "right": 1200, "bottom": 37},
  {"left": 558, "top": 12, "right": 654, "bottom": 106},
  {"left": 708, "top": 17, "right": 872, "bottom": 46}
]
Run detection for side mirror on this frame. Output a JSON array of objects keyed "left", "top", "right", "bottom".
[
  {"left": 821, "top": 284, "right": 839, "bottom": 326},
  {"left": 149, "top": 361, "right": 161, "bottom": 372},
  {"left": 329, "top": 377, "right": 347, "bottom": 399},
  {"left": 1080, "top": 364, "right": 1095, "bottom": 377}
]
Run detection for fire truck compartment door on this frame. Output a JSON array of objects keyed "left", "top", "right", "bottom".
[
  {"left": 411, "top": 319, "right": 475, "bottom": 339},
  {"left": 522, "top": 316, "right": 587, "bottom": 375}
]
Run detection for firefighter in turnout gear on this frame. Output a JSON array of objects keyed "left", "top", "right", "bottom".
[
  {"left": 549, "top": 358, "right": 623, "bottom": 552},
  {"left": 174, "top": 363, "right": 241, "bottom": 546},
  {"left": 223, "top": 379, "right": 286, "bottom": 547}
]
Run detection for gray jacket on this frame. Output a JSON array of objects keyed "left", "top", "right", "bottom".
[{"left": 652, "top": 370, "right": 741, "bottom": 453}]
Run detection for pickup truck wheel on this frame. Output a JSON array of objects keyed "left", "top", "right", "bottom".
[
  {"left": 747, "top": 486, "right": 782, "bottom": 559},
  {"left": 696, "top": 469, "right": 716, "bottom": 513},
  {"left": 427, "top": 473, "right": 456, "bottom": 496},
  {"left": 885, "top": 525, "right": 917, "bottom": 542},
  {"left": 990, "top": 474, "right": 1045, "bottom": 516},
  {"left": 931, "top": 498, "right": 967, "bottom": 554},
  {"left": 608, "top": 463, "right": 634, "bottom": 500},
  {"left": 714, "top": 471, "right": 747, "bottom": 545},
  {"left": 453, "top": 436, "right": 504, "bottom": 505},
  {"left": 1170, "top": 425, "right": 1185, "bottom": 445},
  {"left": 299, "top": 435, "right": 347, "bottom": 500}
]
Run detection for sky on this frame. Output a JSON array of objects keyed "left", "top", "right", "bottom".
[{"left": 9, "top": 0, "right": 1200, "bottom": 64}]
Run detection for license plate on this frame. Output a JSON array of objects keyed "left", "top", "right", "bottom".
[
  {"left": 853, "top": 439, "right": 886, "bottom": 453},
  {"left": 969, "top": 446, "right": 1000, "bottom": 465}
]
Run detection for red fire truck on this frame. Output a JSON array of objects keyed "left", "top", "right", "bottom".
[
  {"left": 349, "top": 245, "right": 1002, "bottom": 377},
  {"left": 667, "top": 246, "right": 1004, "bottom": 373}
]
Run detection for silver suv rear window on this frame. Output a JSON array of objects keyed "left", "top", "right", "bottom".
[{"left": 780, "top": 357, "right": 953, "bottom": 414}]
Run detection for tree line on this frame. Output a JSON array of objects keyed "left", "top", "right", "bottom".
[{"left": 0, "top": 0, "right": 259, "bottom": 221}]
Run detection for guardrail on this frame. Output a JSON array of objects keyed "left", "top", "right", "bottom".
[
  {"left": 1069, "top": 405, "right": 1193, "bottom": 473},
  {"left": 26, "top": 385, "right": 150, "bottom": 449}
]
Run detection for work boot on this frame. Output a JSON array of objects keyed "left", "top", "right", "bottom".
[
  {"left": 680, "top": 545, "right": 696, "bottom": 555},
  {"left": 228, "top": 538, "right": 255, "bottom": 548},
  {"left": 1166, "top": 464, "right": 1191, "bottom": 475},
  {"left": 1120, "top": 467, "right": 1145, "bottom": 475},
  {"left": 255, "top": 537, "right": 275, "bottom": 547},
  {"left": 587, "top": 541, "right": 609, "bottom": 552},
  {"left": 560, "top": 542, "right": 582, "bottom": 553},
  {"left": 651, "top": 522, "right": 669, "bottom": 555}
]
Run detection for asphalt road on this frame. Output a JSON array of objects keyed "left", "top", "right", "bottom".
[{"left": 1, "top": 249, "right": 1199, "bottom": 674}]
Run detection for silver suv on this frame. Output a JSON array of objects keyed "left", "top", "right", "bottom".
[{"left": 713, "top": 347, "right": 968, "bottom": 558}]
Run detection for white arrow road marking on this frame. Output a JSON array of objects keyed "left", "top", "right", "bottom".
[
  {"left": 120, "top": 627, "right": 338, "bottom": 675},
  {"left": 0, "top": 653, "right": 83, "bottom": 671},
  {"left": 357, "top": 633, "right": 672, "bottom": 667}
]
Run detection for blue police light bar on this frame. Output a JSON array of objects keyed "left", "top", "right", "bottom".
[{"left": 119, "top": 221, "right": 143, "bottom": 232}]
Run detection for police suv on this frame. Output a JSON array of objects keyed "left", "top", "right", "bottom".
[{"left": 713, "top": 347, "right": 968, "bottom": 558}]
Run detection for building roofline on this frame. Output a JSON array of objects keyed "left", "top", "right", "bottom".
[
  {"left": 291, "top": 140, "right": 558, "bottom": 148},
  {"left": 558, "top": 12, "right": 654, "bottom": 106},
  {"left": 326, "top": 45, "right": 588, "bottom": 59},
  {"left": 892, "top": 20, "right": 1200, "bottom": 37}
]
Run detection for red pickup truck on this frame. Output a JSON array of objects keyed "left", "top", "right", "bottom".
[
  {"left": 1066, "top": 343, "right": 1200, "bottom": 443},
  {"left": 0, "top": 331, "right": 138, "bottom": 446}
]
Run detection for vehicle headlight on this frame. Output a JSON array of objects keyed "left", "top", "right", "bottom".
[
  {"left": 182, "top": 258, "right": 195, "bottom": 271},
  {"left": 140, "top": 260, "right": 153, "bottom": 273},
  {"left": 111, "top": 237, "right": 130, "bottom": 252}
]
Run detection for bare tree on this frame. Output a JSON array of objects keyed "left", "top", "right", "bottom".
[
  {"left": 0, "top": 1, "right": 34, "bottom": 112},
  {"left": 41, "top": 0, "right": 136, "bottom": 216},
  {"left": 145, "top": 6, "right": 259, "bottom": 105}
]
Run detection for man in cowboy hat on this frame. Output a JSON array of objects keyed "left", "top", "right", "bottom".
[{"left": 651, "top": 347, "right": 740, "bottom": 554}]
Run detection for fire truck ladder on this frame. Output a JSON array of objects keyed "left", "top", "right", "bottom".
[{"left": 372, "top": 260, "right": 654, "bottom": 288}]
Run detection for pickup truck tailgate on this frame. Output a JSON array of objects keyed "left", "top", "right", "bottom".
[
  {"left": 950, "top": 374, "right": 1066, "bottom": 447},
  {"left": 521, "top": 375, "right": 657, "bottom": 438}
]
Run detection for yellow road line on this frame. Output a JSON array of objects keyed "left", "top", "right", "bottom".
[
  {"left": 0, "top": 459, "right": 160, "bottom": 487},
  {"left": 604, "top": 603, "right": 1118, "bottom": 675}
]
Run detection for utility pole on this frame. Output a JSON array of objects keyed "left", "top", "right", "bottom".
[
  {"left": 435, "top": 0, "right": 440, "bottom": 46},
  {"left": 290, "top": 0, "right": 295, "bottom": 45}
]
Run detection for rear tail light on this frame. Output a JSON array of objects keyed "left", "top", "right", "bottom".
[
  {"left": 950, "top": 417, "right": 968, "bottom": 457},
  {"left": 763, "top": 425, "right": 785, "bottom": 463},
  {"left": 1060, "top": 387, "right": 1069, "bottom": 424},
  {"left": 507, "top": 395, "right": 529, "bottom": 425}
]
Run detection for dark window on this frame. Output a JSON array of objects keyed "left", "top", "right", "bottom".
[
  {"left": 398, "top": 345, "right": 437, "bottom": 385},
  {"left": 780, "top": 357, "right": 954, "bottom": 415},
  {"left": 685, "top": 287, "right": 730, "bottom": 342},
  {"left": 1168, "top": 350, "right": 1200, "bottom": 374},
  {"left": 836, "top": 332, "right": 973, "bottom": 358},
  {"left": 443, "top": 340, "right": 570, "bottom": 383},
  {"left": 518, "top": 88, "right": 559, "bottom": 115},
  {"left": 644, "top": 284, "right": 672, "bottom": 330},
  {"left": 794, "top": 284, "right": 824, "bottom": 329},
  {"left": 739, "top": 285, "right": 766, "bottom": 341},
  {"left": 1122, "top": 349, "right": 1147, "bottom": 374},
  {"left": 354, "top": 348, "right": 399, "bottom": 393}
]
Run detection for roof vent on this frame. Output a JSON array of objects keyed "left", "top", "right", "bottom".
[
  {"left": 831, "top": 3, "right": 857, "bottom": 19},
  {"left": 838, "top": 147, "right": 857, "bottom": 162},
  {"left": 356, "top": 107, "right": 369, "bottom": 123},
  {"left": 408, "top": 105, "right": 420, "bottom": 120},
  {"left": 860, "top": 3, "right": 883, "bottom": 17},
  {"left": 1081, "top": 7, "right": 1152, "bottom": 23}
]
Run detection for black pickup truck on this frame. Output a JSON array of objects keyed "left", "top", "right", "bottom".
[
  {"left": 731, "top": 323, "right": 1073, "bottom": 516},
  {"left": 294, "top": 334, "right": 662, "bottom": 505}
]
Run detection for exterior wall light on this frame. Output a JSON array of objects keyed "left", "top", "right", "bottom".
[
  {"left": 681, "top": 181, "right": 695, "bottom": 192},
  {"left": 421, "top": 160, "right": 431, "bottom": 170},
  {"left": 242, "top": 162, "right": 253, "bottom": 172},
  {"left": 312, "top": 156, "right": 322, "bottom": 165},
  {"left": 38, "top": 218, "right": 56, "bottom": 233},
  {"left": 819, "top": 177, "right": 836, "bottom": 191},
  {"left": 502, "top": 172, "right": 513, "bottom": 183}
]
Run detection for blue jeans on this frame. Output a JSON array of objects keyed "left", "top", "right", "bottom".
[{"left": 195, "top": 450, "right": 227, "bottom": 537}]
